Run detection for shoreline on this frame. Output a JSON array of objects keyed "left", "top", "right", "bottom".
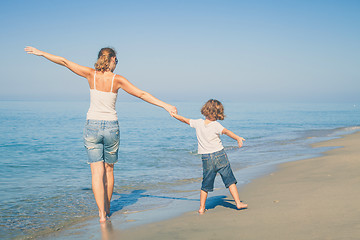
[
  {"left": 39, "top": 130, "right": 360, "bottom": 239},
  {"left": 114, "top": 131, "right": 360, "bottom": 239}
]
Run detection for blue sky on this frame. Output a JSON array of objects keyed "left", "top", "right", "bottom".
[{"left": 1, "top": 0, "right": 359, "bottom": 103}]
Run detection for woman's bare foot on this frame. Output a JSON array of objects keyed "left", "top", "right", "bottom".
[
  {"left": 236, "top": 202, "right": 248, "bottom": 210},
  {"left": 198, "top": 208, "right": 207, "bottom": 214},
  {"left": 99, "top": 210, "right": 107, "bottom": 223}
]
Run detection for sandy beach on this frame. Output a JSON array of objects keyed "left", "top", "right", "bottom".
[{"left": 111, "top": 131, "right": 360, "bottom": 240}]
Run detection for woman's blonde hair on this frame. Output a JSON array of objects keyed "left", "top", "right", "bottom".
[
  {"left": 94, "top": 47, "right": 117, "bottom": 72},
  {"left": 201, "top": 99, "right": 225, "bottom": 120}
]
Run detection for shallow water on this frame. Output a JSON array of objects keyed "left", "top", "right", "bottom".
[{"left": 0, "top": 101, "right": 359, "bottom": 239}]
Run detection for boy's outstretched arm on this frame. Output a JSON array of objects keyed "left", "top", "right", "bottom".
[
  {"left": 222, "top": 128, "right": 245, "bottom": 148},
  {"left": 172, "top": 113, "right": 190, "bottom": 125}
]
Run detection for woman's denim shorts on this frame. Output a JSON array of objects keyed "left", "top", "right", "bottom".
[
  {"left": 83, "top": 120, "right": 119, "bottom": 164},
  {"left": 201, "top": 149, "right": 237, "bottom": 192}
]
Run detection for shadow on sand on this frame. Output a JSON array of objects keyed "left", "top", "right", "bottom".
[
  {"left": 110, "top": 189, "right": 198, "bottom": 215},
  {"left": 205, "top": 195, "right": 240, "bottom": 210},
  {"left": 110, "top": 190, "right": 244, "bottom": 216}
]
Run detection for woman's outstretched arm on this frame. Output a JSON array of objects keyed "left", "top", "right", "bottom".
[
  {"left": 24, "top": 46, "right": 93, "bottom": 79},
  {"left": 117, "top": 75, "right": 177, "bottom": 115}
]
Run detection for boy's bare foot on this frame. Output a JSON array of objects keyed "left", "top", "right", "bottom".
[
  {"left": 198, "top": 208, "right": 207, "bottom": 214},
  {"left": 236, "top": 202, "right": 248, "bottom": 210}
]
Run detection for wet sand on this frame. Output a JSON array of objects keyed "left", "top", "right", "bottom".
[{"left": 114, "top": 131, "right": 360, "bottom": 240}]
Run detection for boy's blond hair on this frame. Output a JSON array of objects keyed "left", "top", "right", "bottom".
[{"left": 201, "top": 99, "right": 225, "bottom": 120}]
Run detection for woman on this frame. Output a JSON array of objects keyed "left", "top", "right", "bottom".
[{"left": 24, "top": 46, "right": 177, "bottom": 223}]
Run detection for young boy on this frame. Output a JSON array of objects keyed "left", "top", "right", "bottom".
[{"left": 172, "top": 99, "right": 248, "bottom": 214}]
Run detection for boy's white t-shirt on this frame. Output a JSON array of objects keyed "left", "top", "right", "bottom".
[{"left": 189, "top": 119, "right": 225, "bottom": 154}]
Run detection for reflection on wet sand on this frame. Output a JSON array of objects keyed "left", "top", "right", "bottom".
[{"left": 100, "top": 221, "right": 114, "bottom": 240}]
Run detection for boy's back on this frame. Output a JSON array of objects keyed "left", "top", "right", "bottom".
[{"left": 189, "top": 119, "right": 224, "bottom": 154}]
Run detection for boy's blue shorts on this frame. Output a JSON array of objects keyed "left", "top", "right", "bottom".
[{"left": 201, "top": 149, "right": 237, "bottom": 192}]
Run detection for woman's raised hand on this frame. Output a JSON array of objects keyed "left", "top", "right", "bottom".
[{"left": 24, "top": 46, "right": 43, "bottom": 56}]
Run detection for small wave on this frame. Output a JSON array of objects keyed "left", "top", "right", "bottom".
[
  {"left": 0, "top": 143, "right": 28, "bottom": 148},
  {"left": 174, "top": 177, "right": 201, "bottom": 184},
  {"left": 338, "top": 125, "right": 360, "bottom": 132},
  {"left": 224, "top": 146, "right": 240, "bottom": 151},
  {"left": 320, "top": 126, "right": 360, "bottom": 138}
]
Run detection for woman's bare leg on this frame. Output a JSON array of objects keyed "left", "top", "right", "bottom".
[
  {"left": 228, "top": 183, "right": 248, "bottom": 209},
  {"left": 90, "top": 161, "right": 107, "bottom": 223},
  {"left": 104, "top": 163, "right": 114, "bottom": 216}
]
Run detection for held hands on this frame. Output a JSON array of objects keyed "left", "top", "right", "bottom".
[
  {"left": 165, "top": 104, "right": 177, "bottom": 116},
  {"left": 24, "top": 46, "right": 43, "bottom": 56},
  {"left": 237, "top": 137, "right": 245, "bottom": 148}
]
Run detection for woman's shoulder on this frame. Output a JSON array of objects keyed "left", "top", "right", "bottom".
[{"left": 113, "top": 74, "right": 129, "bottom": 83}]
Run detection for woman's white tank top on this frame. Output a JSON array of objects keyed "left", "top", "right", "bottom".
[{"left": 86, "top": 71, "right": 118, "bottom": 121}]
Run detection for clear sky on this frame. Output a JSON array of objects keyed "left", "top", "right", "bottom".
[{"left": 1, "top": 0, "right": 359, "bottom": 103}]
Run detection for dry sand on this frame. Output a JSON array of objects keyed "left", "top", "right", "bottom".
[{"left": 106, "top": 131, "right": 360, "bottom": 240}]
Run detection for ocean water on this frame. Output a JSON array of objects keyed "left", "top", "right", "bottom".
[{"left": 0, "top": 100, "right": 359, "bottom": 239}]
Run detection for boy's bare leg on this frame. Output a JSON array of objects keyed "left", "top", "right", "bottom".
[
  {"left": 199, "top": 190, "right": 208, "bottom": 214},
  {"left": 228, "top": 184, "right": 248, "bottom": 209}
]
